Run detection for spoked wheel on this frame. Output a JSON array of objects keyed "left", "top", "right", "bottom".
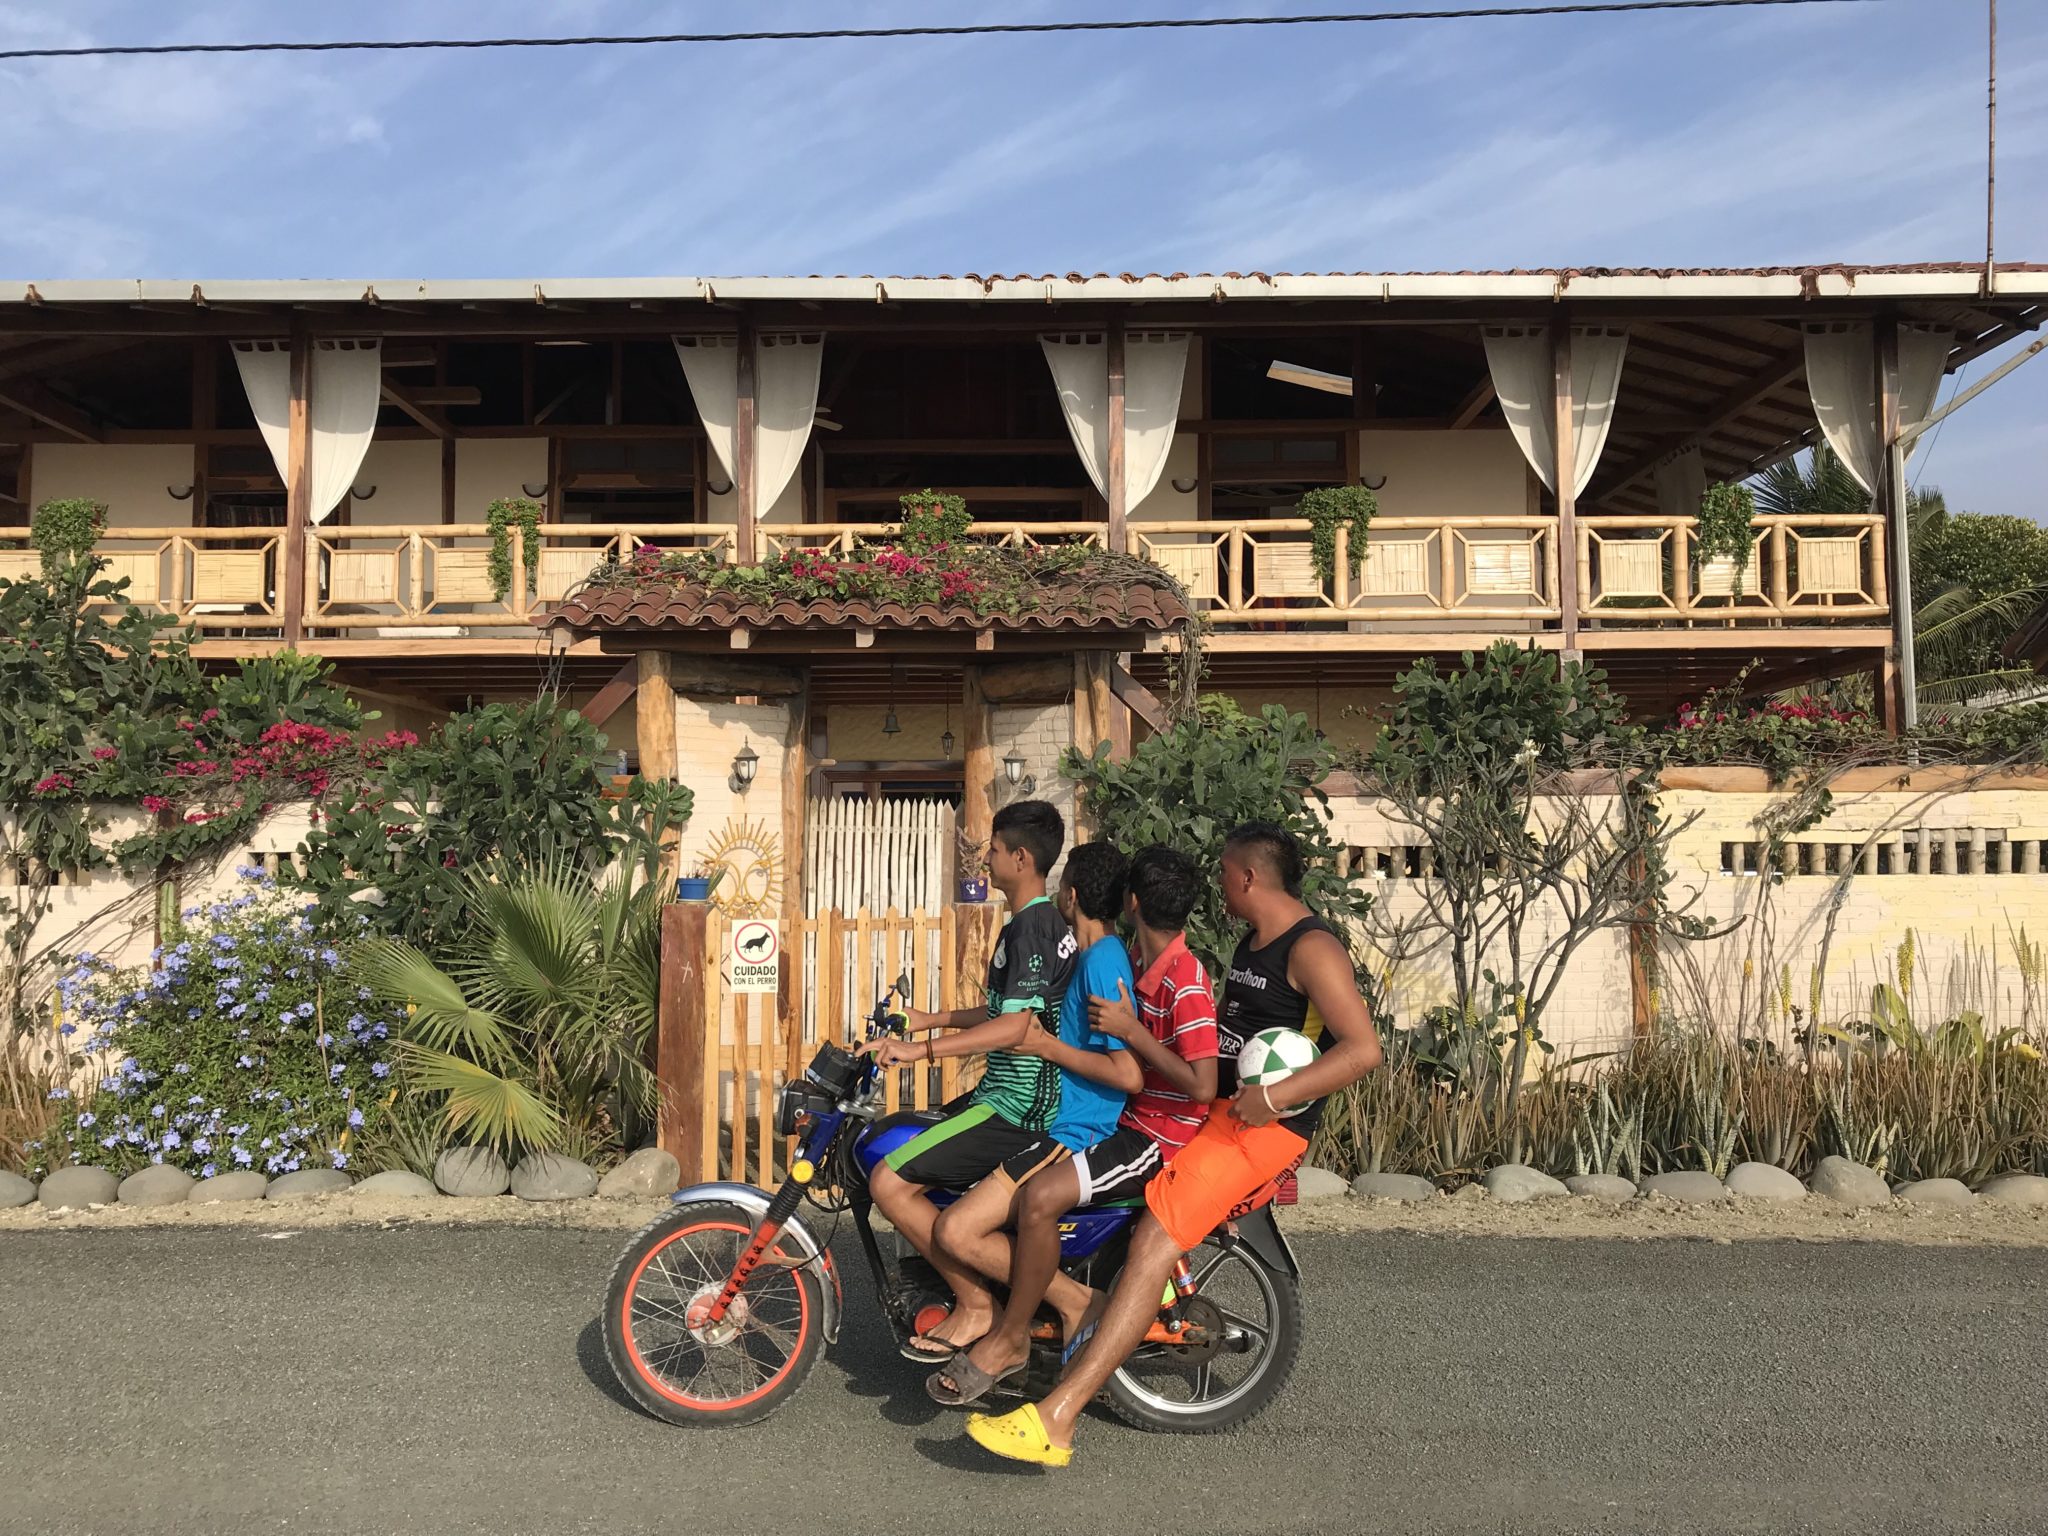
[
  {"left": 604, "top": 1200, "right": 824, "bottom": 1426},
  {"left": 1106, "top": 1233, "right": 1301, "bottom": 1434}
]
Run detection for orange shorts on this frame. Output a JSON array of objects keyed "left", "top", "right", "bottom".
[{"left": 1143, "top": 1102, "right": 1308, "bottom": 1252}]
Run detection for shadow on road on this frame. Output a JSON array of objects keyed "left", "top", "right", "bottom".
[{"left": 574, "top": 1315, "right": 643, "bottom": 1416}]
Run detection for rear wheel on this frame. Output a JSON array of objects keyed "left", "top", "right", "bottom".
[
  {"left": 604, "top": 1200, "right": 824, "bottom": 1427},
  {"left": 1105, "top": 1233, "right": 1301, "bottom": 1434}
]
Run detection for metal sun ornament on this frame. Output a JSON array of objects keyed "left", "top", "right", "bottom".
[{"left": 701, "top": 818, "right": 782, "bottom": 919}]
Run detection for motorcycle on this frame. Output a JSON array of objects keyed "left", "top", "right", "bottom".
[{"left": 603, "top": 978, "right": 1304, "bottom": 1429}]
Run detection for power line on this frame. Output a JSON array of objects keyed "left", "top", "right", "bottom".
[{"left": 0, "top": 1, "right": 1886, "bottom": 64}]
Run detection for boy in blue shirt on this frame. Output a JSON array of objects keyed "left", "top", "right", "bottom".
[{"left": 925, "top": 842, "right": 1138, "bottom": 1404}]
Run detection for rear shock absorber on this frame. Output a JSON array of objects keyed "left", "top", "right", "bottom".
[{"left": 1160, "top": 1255, "right": 1197, "bottom": 1336}]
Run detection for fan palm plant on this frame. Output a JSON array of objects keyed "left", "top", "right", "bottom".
[
  {"left": 1753, "top": 445, "right": 2043, "bottom": 710},
  {"left": 356, "top": 862, "right": 665, "bottom": 1159}
]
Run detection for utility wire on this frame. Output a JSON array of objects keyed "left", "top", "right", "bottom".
[{"left": 0, "top": 1, "right": 1887, "bottom": 64}]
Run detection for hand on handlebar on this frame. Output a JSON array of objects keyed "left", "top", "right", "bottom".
[
  {"left": 857, "top": 1037, "right": 926, "bottom": 1068},
  {"left": 897, "top": 1005, "right": 942, "bottom": 1035}
]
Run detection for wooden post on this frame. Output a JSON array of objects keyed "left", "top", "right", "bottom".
[
  {"left": 952, "top": 901, "right": 1000, "bottom": 1013},
  {"left": 440, "top": 437, "right": 457, "bottom": 525},
  {"left": 657, "top": 900, "right": 712, "bottom": 1181},
  {"left": 1878, "top": 318, "right": 1917, "bottom": 732},
  {"left": 961, "top": 666, "right": 993, "bottom": 856},
  {"left": 280, "top": 326, "right": 313, "bottom": 641},
  {"left": 1551, "top": 317, "right": 1581, "bottom": 657},
  {"left": 735, "top": 321, "right": 758, "bottom": 561},
  {"left": 777, "top": 678, "right": 810, "bottom": 1067},
  {"left": 637, "top": 650, "right": 681, "bottom": 879},
  {"left": 1106, "top": 318, "right": 1127, "bottom": 554},
  {"left": 1071, "top": 656, "right": 1096, "bottom": 845}
]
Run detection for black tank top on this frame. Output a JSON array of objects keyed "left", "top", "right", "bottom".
[{"left": 1219, "top": 914, "right": 1337, "bottom": 1136}]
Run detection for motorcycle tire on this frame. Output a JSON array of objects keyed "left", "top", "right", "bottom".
[
  {"left": 1105, "top": 1239, "right": 1303, "bottom": 1435},
  {"left": 604, "top": 1199, "right": 825, "bottom": 1428}
]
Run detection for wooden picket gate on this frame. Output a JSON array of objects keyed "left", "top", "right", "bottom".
[{"left": 657, "top": 901, "right": 1001, "bottom": 1187}]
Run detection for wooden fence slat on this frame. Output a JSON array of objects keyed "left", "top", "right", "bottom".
[{"left": 701, "top": 912, "right": 721, "bottom": 1182}]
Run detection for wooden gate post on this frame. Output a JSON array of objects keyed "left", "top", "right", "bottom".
[
  {"left": 657, "top": 900, "right": 714, "bottom": 1183},
  {"left": 951, "top": 901, "right": 1000, "bottom": 1013}
]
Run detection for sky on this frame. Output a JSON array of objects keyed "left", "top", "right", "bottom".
[{"left": 0, "top": 0, "right": 2042, "bottom": 516}]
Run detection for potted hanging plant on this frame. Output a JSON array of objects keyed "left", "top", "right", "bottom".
[
  {"left": 1298, "top": 485, "right": 1377, "bottom": 585},
  {"left": 1694, "top": 481, "right": 1757, "bottom": 598},
  {"left": 485, "top": 497, "right": 544, "bottom": 601},
  {"left": 676, "top": 863, "right": 726, "bottom": 903},
  {"left": 955, "top": 828, "right": 990, "bottom": 903}
]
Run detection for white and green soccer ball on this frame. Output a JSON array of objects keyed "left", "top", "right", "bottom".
[{"left": 1235, "top": 1027, "right": 1321, "bottom": 1087}]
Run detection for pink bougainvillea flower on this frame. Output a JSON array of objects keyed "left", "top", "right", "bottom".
[
  {"left": 141, "top": 795, "right": 172, "bottom": 814},
  {"left": 91, "top": 747, "right": 118, "bottom": 761},
  {"left": 31, "top": 773, "right": 75, "bottom": 796}
]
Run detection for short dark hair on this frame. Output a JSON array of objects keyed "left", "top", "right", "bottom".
[
  {"left": 1061, "top": 842, "right": 1129, "bottom": 923},
  {"left": 1223, "top": 820, "right": 1305, "bottom": 898},
  {"left": 991, "top": 798, "right": 1065, "bottom": 877},
  {"left": 1128, "top": 845, "right": 1201, "bottom": 931}
]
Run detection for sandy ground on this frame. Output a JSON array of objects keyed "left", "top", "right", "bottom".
[{"left": 6, "top": 1181, "right": 2044, "bottom": 1246}]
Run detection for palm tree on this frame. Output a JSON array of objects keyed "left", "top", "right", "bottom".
[
  {"left": 1754, "top": 444, "right": 2044, "bottom": 710},
  {"left": 357, "top": 863, "right": 665, "bottom": 1158}
]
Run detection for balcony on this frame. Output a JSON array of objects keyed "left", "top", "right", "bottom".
[{"left": 0, "top": 510, "right": 1887, "bottom": 644}]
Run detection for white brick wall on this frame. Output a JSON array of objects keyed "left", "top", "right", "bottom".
[
  {"left": 673, "top": 696, "right": 791, "bottom": 878},
  {"left": 991, "top": 701, "right": 1076, "bottom": 884}
]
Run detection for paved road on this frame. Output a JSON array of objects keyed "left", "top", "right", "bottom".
[{"left": 2, "top": 1224, "right": 2043, "bottom": 1536}]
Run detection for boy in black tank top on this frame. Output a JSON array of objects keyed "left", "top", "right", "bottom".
[{"left": 966, "top": 820, "right": 1384, "bottom": 1469}]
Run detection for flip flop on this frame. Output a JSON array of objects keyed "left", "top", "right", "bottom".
[
  {"left": 900, "top": 1334, "right": 961, "bottom": 1362},
  {"left": 965, "top": 1403, "right": 1073, "bottom": 1469},
  {"left": 926, "top": 1353, "right": 1026, "bottom": 1407}
]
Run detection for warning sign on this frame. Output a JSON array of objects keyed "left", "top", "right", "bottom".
[{"left": 725, "top": 919, "right": 780, "bottom": 994}]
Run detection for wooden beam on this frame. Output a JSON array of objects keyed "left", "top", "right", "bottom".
[
  {"left": 1106, "top": 317, "right": 1127, "bottom": 554},
  {"left": 1109, "top": 661, "right": 1170, "bottom": 735},
  {"left": 0, "top": 382, "right": 102, "bottom": 442},
  {"left": 978, "top": 656, "right": 1075, "bottom": 704},
  {"left": 776, "top": 678, "right": 809, "bottom": 1051},
  {"left": 636, "top": 649, "right": 679, "bottom": 882},
  {"left": 379, "top": 377, "right": 455, "bottom": 439},
  {"left": 579, "top": 658, "right": 640, "bottom": 729},
  {"left": 0, "top": 337, "right": 134, "bottom": 388},
  {"left": 1592, "top": 345, "right": 1806, "bottom": 502},
  {"left": 281, "top": 326, "right": 312, "bottom": 642},
  {"left": 1552, "top": 318, "right": 1580, "bottom": 656},
  {"left": 735, "top": 320, "right": 758, "bottom": 559},
  {"left": 961, "top": 666, "right": 994, "bottom": 858},
  {"left": 656, "top": 901, "right": 712, "bottom": 1178},
  {"left": 440, "top": 436, "right": 456, "bottom": 524},
  {"left": 1450, "top": 377, "right": 1497, "bottom": 428},
  {"left": 408, "top": 384, "right": 483, "bottom": 406}
]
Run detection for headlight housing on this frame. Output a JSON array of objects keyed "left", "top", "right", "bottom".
[{"left": 775, "top": 1078, "right": 837, "bottom": 1137}]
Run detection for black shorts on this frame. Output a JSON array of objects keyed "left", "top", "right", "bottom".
[
  {"left": 994, "top": 1136, "right": 1075, "bottom": 1190},
  {"left": 884, "top": 1104, "right": 1039, "bottom": 1190},
  {"left": 1071, "top": 1125, "right": 1166, "bottom": 1205}
]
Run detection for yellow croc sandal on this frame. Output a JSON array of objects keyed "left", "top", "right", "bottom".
[{"left": 965, "top": 1404, "right": 1073, "bottom": 1468}]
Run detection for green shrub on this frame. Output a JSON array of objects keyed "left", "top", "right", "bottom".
[{"left": 31, "top": 876, "right": 403, "bottom": 1179}]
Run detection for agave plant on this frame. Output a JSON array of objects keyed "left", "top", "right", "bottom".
[{"left": 356, "top": 862, "right": 665, "bottom": 1158}]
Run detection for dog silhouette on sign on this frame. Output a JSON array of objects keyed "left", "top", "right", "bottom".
[{"left": 738, "top": 928, "right": 773, "bottom": 958}]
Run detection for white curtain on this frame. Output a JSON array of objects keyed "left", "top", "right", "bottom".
[
  {"left": 1039, "top": 331, "right": 1189, "bottom": 507},
  {"left": 1482, "top": 325, "right": 1630, "bottom": 498},
  {"left": 754, "top": 333, "right": 824, "bottom": 517},
  {"left": 1041, "top": 333, "right": 1109, "bottom": 497},
  {"left": 1653, "top": 444, "right": 1707, "bottom": 521},
  {"left": 1803, "top": 322, "right": 1953, "bottom": 494},
  {"left": 673, "top": 332, "right": 823, "bottom": 512},
  {"left": 232, "top": 338, "right": 383, "bottom": 523},
  {"left": 1125, "top": 333, "right": 1190, "bottom": 507}
]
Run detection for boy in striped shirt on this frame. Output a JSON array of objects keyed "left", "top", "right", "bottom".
[{"left": 931, "top": 844, "right": 1219, "bottom": 1402}]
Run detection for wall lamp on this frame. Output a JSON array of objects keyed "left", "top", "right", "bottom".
[
  {"left": 1170, "top": 476, "right": 1198, "bottom": 495},
  {"left": 1360, "top": 473, "right": 1388, "bottom": 491},
  {"left": 167, "top": 484, "right": 195, "bottom": 501},
  {"left": 1002, "top": 749, "right": 1036, "bottom": 796},
  {"left": 730, "top": 740, "right": 759, "bottom": 794},
  {"left": 706, "top": 473, "right": 735, "bottom": 496},
  {"left": 521, "top": 481, "right": 549, "bottom": 499},
  {"left": 351, "top": 483, "right": 377, "bottom": 500}
]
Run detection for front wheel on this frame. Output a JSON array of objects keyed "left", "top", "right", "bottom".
[
  {"left": 1106, "top": 1233, "right": 1302, "bottom": 1434},
  {"left": 604, "top": 1199, "right": 824, "bottom": 1427}
]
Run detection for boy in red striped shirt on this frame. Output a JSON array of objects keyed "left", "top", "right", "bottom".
[{"left": 930, "top": 845, "right": 1219, "bottom": 1402}]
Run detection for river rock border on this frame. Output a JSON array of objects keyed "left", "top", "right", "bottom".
[
  {"left": 1313, "top": 1160, "right": 2048, "bottom": 1209},
  {"left": 13, "top": 1146, "right": 684, "bottom": 1212}
]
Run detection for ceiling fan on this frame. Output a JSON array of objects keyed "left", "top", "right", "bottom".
[
  {"left": 813, "top": 405, "right": 844, "bottom": 432},
  {"left": 1265, "top": 359, "right": 1364, "bottom": 396}
]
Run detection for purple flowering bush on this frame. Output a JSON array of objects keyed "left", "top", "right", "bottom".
[{"left": 28, "top": 871, "right": 401, "bottom": 1180}]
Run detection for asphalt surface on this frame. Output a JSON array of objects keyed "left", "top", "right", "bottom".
[{"left": 2, "top": 1224, "right": 2044, "bottom": 1536}]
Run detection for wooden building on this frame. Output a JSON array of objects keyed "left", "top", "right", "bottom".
[{"left": 4, "top": 265, "right": 2044, "bottom": 850}]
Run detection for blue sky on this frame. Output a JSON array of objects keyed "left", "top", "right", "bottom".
[{"left": 1, "top": 0, "right": 2042, "bottom": 516}]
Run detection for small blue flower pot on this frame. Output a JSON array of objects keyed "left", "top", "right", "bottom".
[{"left": 675, "top": 877, "right": 712, "bottom": 902}]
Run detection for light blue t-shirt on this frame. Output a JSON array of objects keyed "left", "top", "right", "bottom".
[{"left": 1048, "top": 936, "right": 1136, "bottom": 1151}]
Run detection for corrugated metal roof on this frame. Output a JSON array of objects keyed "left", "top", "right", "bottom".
[{"left": 9, "top": 264, "right": 2048, "bottom": 308}]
